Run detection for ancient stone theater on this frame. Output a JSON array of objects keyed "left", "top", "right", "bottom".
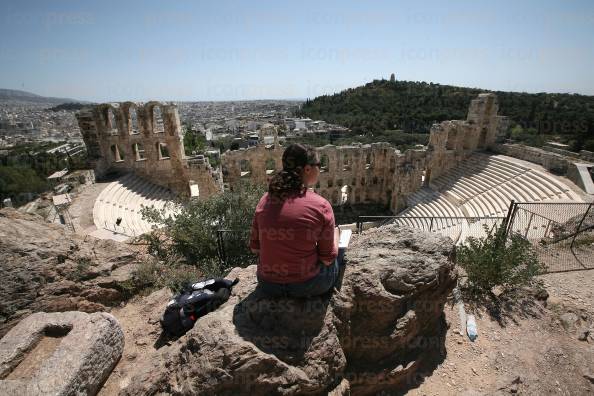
[{"left": 77, "top": 94, "right": 588, "bottom": 240}]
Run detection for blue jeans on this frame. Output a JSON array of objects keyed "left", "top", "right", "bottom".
[{"left": 257, "top": 256, "right": 342, "bottom": 298}]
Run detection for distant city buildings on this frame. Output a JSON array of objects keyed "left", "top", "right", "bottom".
[
  {"left": 0, "top": 98, "right": 350, "bottom": 155},
  {"left": 0, "top": 102, "right": 82, "bottom": 147}
]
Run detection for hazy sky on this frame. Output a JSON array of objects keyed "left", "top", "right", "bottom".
[{"left": 1, "top": 0, "right": 593, "bottom": 101}]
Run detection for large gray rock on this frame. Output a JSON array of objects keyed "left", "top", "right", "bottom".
[
  {"left": 119, "top": 225, "right": 457, "bottom": 395},
  {"left": 0, "top": 311, "right": 124, "bottom": 396},
  {"left": 0, "top": 208, "right": 141, "bottom": 337}
]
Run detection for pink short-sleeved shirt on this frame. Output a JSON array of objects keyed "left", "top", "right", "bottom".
[{"left": 249, "top": 190, "right": 338, "bottom": 284}]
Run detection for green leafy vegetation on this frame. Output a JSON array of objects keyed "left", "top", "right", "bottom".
[
  {"left": 183, "top": 123, "right": 208, "bottom": 155},
  {"left": 118, "top": 258, "right": 208, "bottom": 296},
  {"left": 67, "top": 256, "right": 93, "bottom": 282},
  {"left": 297, "top": 79, "right": 594, "bottom": 150},
  {"left": 140, "top": 181, "right": 265, "bottom": 278},
  {"left": 289, "top": 129, "right": 429, "bottom": 151},
  {"left": 0, "top": 141, "right": 87, "bottom": 205},
  {"left": 456, "top": 225, "right": 546, "bottom": 296},
  {"left": 0, "top": 166, "right": 49, "bottom": 204}
]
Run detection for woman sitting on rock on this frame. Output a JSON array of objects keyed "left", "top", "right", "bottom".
[{"left": 249, "top": 143, "right": 339, "bottom": 298}]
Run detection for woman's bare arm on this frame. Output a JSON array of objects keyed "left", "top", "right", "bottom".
[{"left": 320, "top": 228, "right": 340, "bottom": 265}]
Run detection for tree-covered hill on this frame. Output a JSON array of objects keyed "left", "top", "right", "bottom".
[{"left": 297, "top": 79, "right": 594, "bottom": 151}]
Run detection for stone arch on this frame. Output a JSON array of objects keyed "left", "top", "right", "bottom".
[
  {"left": 422, "top": 168, "right": 431, "bottom": 186},
  {"left": 320, "top": 154, "right": 329, "bottom": 172},
  {"left": 132, "top": 142, "right": 146, "bottom": 161},
  {"left": 152, "top": 105, "right": 165, "bottom": 134},
  {"left": 110, "top": 144, "right": 124, "bottom": 162},
  {"left": 343, "top": 153, "right": 351, "bottom": 171},
  {"left": 463, "top": 128, "right": 473, "bottom": 149},
  {"left": 156, "top": 142, "right": 170, "bottom": 160},
  {"left": 365, "top": 152, "right": 373, "bottom": 169},
  {"left": 265, "top": 158, "right": 276, "bottom": 176},
  {"left": 446, "top": 130, "right": 456, "bottom": 150},
  {"left": 240, "top": 159, "right": 252, "bottom": 177},
  {"left": 340, "top": 184, "right": 352, "bottom": 204},
  {"left": 106, "top": 107, "right": 118, "bottom": 135},
  {"left": 128, "top": 105, "right": 140, "bottom": 135}
]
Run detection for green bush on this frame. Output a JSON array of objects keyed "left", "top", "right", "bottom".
[
  {"left": 456, "top": 225, "right": 545, "bottom": 295},
  {"left": 70, "top": 257, "right": 92, "bottom": 281},
  {"left": 0, "top": 166, "right": 49, "bottom": 204},
  {"left": 140, "top": 180, "right": 265, "bottom": 275},
  {"left": 118, "top": 258, "right": 218, "bottom": 296}
]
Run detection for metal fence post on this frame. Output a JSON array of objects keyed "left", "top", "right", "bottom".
[
  {"left": 503, "top": 200, "right": 516, "bottom": 238},
  {"left": 571, "top": 202, "right": 593, "bottom": 250},
  {"left": 216, "top": 230, "right": 222, "bottom": 265},
  {"left": 544, "top": 219, "right": 552, "bottom": 239}
]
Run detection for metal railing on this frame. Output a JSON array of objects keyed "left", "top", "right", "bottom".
[
  {"left": 101, "top": 221, "right": 138, "bottom": 238},
  {"left": 214, "top": 201, "right": 594, "bottom": 274},
  {"left": 356, "top": 201, "right": 594, "bottom": 273},
  {"left": 505, "top": 201, "right": 594, "bottom": 272}
]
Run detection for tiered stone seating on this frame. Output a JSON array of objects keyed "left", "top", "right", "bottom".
[
  {"left": 395, "top": 153, "right": 583, "bottom": 243},
  {"left": 93, "top": 173, "right": 175, "bottom": 238}
]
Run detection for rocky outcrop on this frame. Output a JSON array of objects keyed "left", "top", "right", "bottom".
[
  {"left": 0, "top": 208, "right": 141, "bottom": 337},
  {"left": 119, "top": 225, "right": 457, "bottom": 395},
  {"left": 0, "top": 311, "right": 124, "bottom": 396}
]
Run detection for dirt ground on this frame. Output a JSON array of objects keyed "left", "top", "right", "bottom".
[
  {"left": 98, "top": 288, "right": 172, "bottom": 396},
  {"left": 100, "top": 269, "right": 594, "bottom": 395},
  {"left": 408, "top": 269, "right": 594, "bottom": 396}
]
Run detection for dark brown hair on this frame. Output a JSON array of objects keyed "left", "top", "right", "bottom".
[{"left": 268, "top": 143, "right": 318, "bottom": 201}]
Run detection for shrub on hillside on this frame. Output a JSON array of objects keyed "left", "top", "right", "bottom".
[
  {"left": 119, "top": 258, "right": 214, "bottom": 296},
  {"left": 140, "top": 181, "right": 265, "bottom": 276},
  {"left": 456, "top": 225, "right": 545, "bottom": 295}
]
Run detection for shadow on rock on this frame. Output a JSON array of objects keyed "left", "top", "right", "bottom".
[
  {"left": 399, "top": 314, "right": 449, "bottom": 395},
  {"left": 232, "top": 286, "right": 331, "bottom": 366},
  {"left": 118, "top": 226, "right": 458, "bottom": 396},
  {"left": 153, "top": 332, "right": 177, "bottom": 349}
]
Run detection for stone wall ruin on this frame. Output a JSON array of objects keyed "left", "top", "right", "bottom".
[
  {"left": 78, "top": 93, "right": 506, "bottom": 211},
  {"left": 76, "top": 102, "right": 223, "bottom": 199},
  {"left": 222, "top": 93, "right": 506, "bottom": 212}
]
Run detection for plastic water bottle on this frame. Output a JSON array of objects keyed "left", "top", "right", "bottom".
[{"left": 466, "top": 315, "right": 478, "bottom": 341}]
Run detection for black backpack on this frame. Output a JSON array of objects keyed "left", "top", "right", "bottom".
[{"left": 160, "top": 278, "right": 239, "bottom": 337}]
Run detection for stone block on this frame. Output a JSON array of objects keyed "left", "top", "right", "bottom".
[{"left": 0, "top": 311, "right": 124, "bottom": 396}]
